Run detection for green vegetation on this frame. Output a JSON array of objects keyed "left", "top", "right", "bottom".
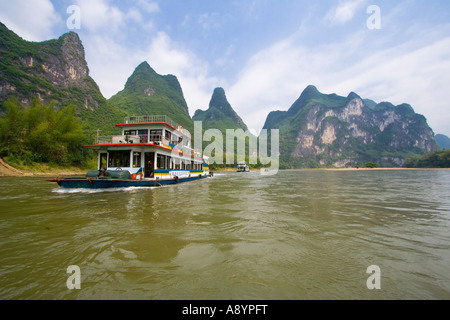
[
  {"left": 193, "top": 88, "right": 248, "bottom": 133},
  {"left": 1, "top": 22, "right": 64, "bottom": 104},
  {"left": 405, "top": 149, "right": 450, "bottom": 168},
  {"left": 364, "top": 162, "right": 380, "bottom": 168},
  {"left": 0, "top": 97, "right": 91, "bottom": 167},
  {"left": 108, "top": 62, "right": 194, "bottom": 133},
  {"left": 263, "top": 85, "right": 438, "bottom": 168},
  {"left": 193, "top": 87, "right": 256, "bottom": 163},
  {"left": 435, "top": 134, "right": 450, "bottom": 149},
  {"left": 1, "top": 23, "right": 442, "bottom": 171},
  {"left": 0, "top": 22, "right": 121, "bottom": 143}
]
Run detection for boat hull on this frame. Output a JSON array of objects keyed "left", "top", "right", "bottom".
[{"left": 47, "top": 175, "right": 208, "bottom": 189}]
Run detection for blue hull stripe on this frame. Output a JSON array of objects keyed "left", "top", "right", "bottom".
[{"left": 56, "top": 176, "right": 206, "bottom": 189}]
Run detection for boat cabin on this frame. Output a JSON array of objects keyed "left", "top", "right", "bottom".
[{"left": 83, "top": 115, "right": 209, "bottom": 181}]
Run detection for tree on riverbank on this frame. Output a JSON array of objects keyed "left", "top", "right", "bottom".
[
  {"left": 405, "top": 149, "right": 450, "bottom": 168},
  {"left": 0, "top": 97, "right": 89, "bottom": 166}
]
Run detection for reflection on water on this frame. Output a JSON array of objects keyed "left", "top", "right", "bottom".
[{"left": 0, "top": 170, "right": 449, "bottom": 299}]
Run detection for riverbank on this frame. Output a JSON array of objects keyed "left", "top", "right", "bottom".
[
  {"left": 1, "top": 158, "right": 447, "bottom": 178},
  {"left": 0, "top": 158, "right": 87, "bottom": 177},
  {"left": 323, "top": 167, "right": 418, "bottom": 171}
]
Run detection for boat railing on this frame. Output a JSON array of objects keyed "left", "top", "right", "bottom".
[
  {"left": 97, "top": 134, "right": 170, "bottom": 145},
  {"left": 96, "top": 135, "right": 201, "bottom": 158},
  {"left": 123, "top": 115, "right": 190, "bottom": 136},
  {"left": 182, "top": 146, "right": 203, "bottom": 159}
]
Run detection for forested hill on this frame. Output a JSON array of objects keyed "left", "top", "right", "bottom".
[
  {"left": 263, "top": 85, "right": 439, "bottom": 168},
  {"left": 108, "top": 61, "right": 194, "bottom": 133},
  {"left": 435, "top": 134, "right": 450, "bottom": 150},
  {"left": 0, "top": 23, "right": 194, "bottom": 137},
  {"left": 0, "top": 23, "right": 444, "bottom": 169},
  {"left": 0, "top": 22, "right": 123, "bottom": 137},
  {"left": 193, "top": 87, "right": 249, "bottom": 133},
  {"left": 0, "top": 23, "right": 194, "bottom": 167}
]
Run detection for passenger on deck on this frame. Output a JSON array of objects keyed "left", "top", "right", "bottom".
[{"left": 99, "top": 168, "right": 108, "bottom": 177}]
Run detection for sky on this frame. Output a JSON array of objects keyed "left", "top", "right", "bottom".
[{"left": 0, "top": 0, "right": 449, "bottom": 136}]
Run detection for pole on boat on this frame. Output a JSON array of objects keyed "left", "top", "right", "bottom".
[{"left": 96, "top": 129, "right": 101, "bottom": 144}]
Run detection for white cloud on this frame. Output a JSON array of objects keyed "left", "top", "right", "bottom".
[
  {"left": 74, "top": 0, "right": 125, "bottom": 32},
  {"left": 227, "top": 24, "right": 450, "bottom": 135},
  {"left": 332, "top": 36, "right": 450, "bottom": 135},
  {"left": 137, "top": 0, "right": 160, "bottom": 14},
  {"left": 82, "top": 28, "right": 222, "bottom": 115},
  {"left": 126, "top": 7, "right": 143, "bottom": 24},
  {"left": 0, "top": 0, "right": 61, "bottom": 41},
  {"left": 143, "top": 32, "right": 223, "bottom": 113},
  {"left": 198, "top": 12, "right": 222, "bottom": 31},
  {"left": 215, "top": 44, "right": 235, "bottom": 69},
  {"left": 3, "top": 0, "right": 447, "bottom": 136},
  {"left": 324, "top": 0, "right": 366, "bottom": 25},
  {"left": 70, "top": 0, "right": 160, "bottom": 98},
  {"left": 228, "top": 37, "right": 312, "bottom": 131},
  {"left": 82, "top": 35, "right": 143, "bottom": 98}
]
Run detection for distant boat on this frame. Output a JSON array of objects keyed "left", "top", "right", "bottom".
[
  {"left": 237, "top": 161, "right": 250, "bottom": 172},
  {"left": 47, "top": 115, "right": 212, "bottom": 188}
]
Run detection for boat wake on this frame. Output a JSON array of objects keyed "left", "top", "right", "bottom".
[{"left": 52, "top": 186, "right": 158, "bottom": 194}]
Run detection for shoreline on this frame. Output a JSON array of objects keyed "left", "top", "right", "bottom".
[
  {"left": 320, "top": 167, "right": 440, "bottom": 171},
  {"left": 1, "top": 159, "right": 448, "bottom": 178},
  {"left": 210, "top": 167, "right": 450, "bottom": 172},
  {"left": 0, "top": 169, "right": 88, "bottom": 178},
  {"left": 0, "top": 158, "right": 88, "bottom": 178}
]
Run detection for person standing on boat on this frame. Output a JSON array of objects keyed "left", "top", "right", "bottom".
[{"left": 147, "top": 160, "right": 155, "bottom": 178}]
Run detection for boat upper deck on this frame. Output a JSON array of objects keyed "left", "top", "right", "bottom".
[
  {"left": 118, "top": 115, "right": 191, "bottom": 137},
  {"left": 83, "top": 115, "right": 202, "bottom": 159}
]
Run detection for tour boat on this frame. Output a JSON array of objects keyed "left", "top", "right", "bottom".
[
  {"left": 237, "top": 161, "right": 250, "bottom": 172},
  {"left": 47, "top": 115, "right": 212, "bottom": 189}
]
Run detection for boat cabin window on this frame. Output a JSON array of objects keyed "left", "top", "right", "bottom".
[
  {"left": 99, "top": 153, "right": 107, "bottom": 170},
  {"left": 109, "top": 150, "right": 131, "bottom": 168},
  {"left": 150, "top": 130, "right": 162, "bottom": 142},
  {"left": 133, "top": 152, "right": 141, "bottom": 168},
  {"left": 157, "top": 154, "right": 166, "bottom": 170},
  {"left": 165, "top": 130, "right": 172, "bottom": 142},
  {"left": 166, "top": 156, "right": 172, "bottom": 170},
  {"left": 124, "top": 130, "right": 137, "bottom": 136},
  {"left": 170, "top": 134, "right": 179, "bottom": 145},
  {"left": 138, "top": 130, "right": 148, "bottom": 143}
]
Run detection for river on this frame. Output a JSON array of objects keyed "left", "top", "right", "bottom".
[{"left": 0, "top": 169, "right": 449, "bottom": 300}]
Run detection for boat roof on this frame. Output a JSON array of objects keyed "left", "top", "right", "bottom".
[{"left": 116, "top": 115, "right": 191, "bottom": 139}]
